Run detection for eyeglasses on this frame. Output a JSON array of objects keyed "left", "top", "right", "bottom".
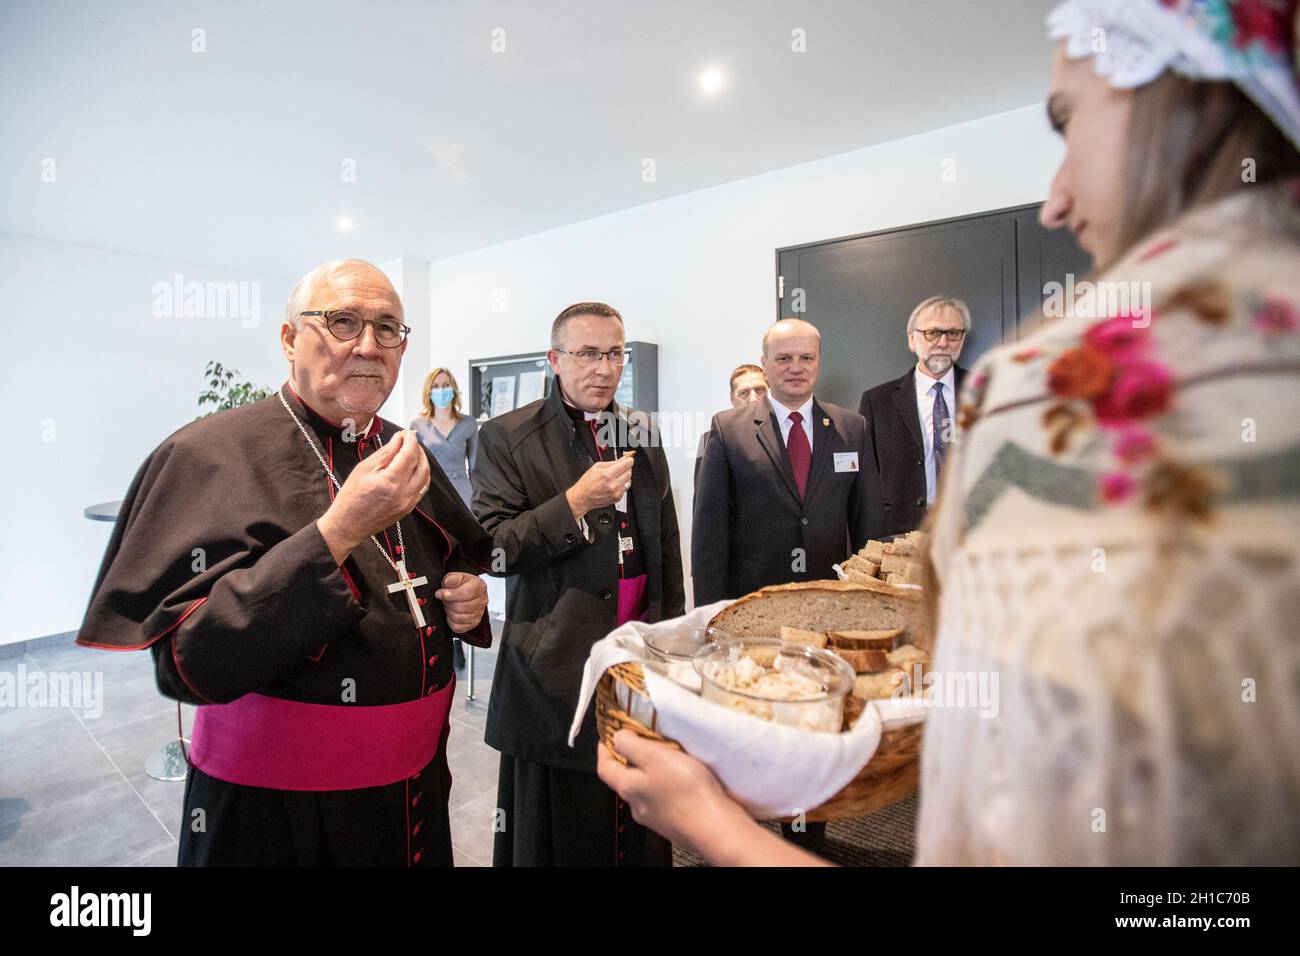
[
  {"left": 300, "top": 310, "right": 411, "bottom": 348},
  {"left": 553, "top": 348, "right": 631, "bottom": 367},
  {"left": 915, "top": 328, "right": 966, "bottom": 343}
]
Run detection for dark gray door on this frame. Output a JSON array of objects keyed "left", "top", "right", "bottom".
[{"left": 776, "top": 203, "right": 1091, "bottom": 411}]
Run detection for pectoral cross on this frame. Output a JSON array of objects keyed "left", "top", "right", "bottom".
[{"left": 387, "top": 560, "right": 429, "bottom": 628}]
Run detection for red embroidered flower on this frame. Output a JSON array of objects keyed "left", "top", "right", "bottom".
[
  {"left": 1230, "top": 0, "right": 1290, "bottom": 53},
  {"left": 1084, "top": 314, "right": 1152, "bottom": 359},
  {"left": 1092, "top": 359, "right": 1174, "bottom": 425},
  {"left": 1113, "top": 426, "right": 1156, "bottom": 465},
  {"left": 1047, "top": 346, "right": 1113, "bottom": 399},
  {"left": 1099, "top": 472, "right": 1136, "bottom": 504},
  {"left": 1252, "top": 294, "right": 1299, "bottom": 334}
]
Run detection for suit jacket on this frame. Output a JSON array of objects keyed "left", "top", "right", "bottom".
[
  {"left": 858, "top": 365, "right": 968, "bottom": 537},
  {"left": 693, "top": 430, "right": 709, "bottom": 489},
  {"left": 691, "top": 397, "right": 882, "bottom": 606},
  {"left": 472, "top": 384, "right": 685, "bottom": 771}
]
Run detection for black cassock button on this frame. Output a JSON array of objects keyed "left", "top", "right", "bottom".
[
  {"left": 916, "top": 498, "right": 925, "bottom": 508},
  {"left": 800, "top": 517, "right": 809, "bottom": 526},
  {"left": 601, "top": 589, "right": 613, "bottom": 601},
  {"left": 564, "top": 532, "right": 576, "bottom": 543},
  {"left": 598, "top": 513, "right": 611, "bottom": 525}
]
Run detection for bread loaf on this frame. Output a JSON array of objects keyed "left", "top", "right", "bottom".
[{"left": 708, "top": 579, "right": 931, "bottom": 653}]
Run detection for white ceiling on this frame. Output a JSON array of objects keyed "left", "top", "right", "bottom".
[{"left": 1, "top": 0, "right": 1061, "bottom": 278}]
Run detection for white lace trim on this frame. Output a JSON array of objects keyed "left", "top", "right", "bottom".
[
  {"left": 1047, "top": 0, "right": 1300, "bottom": 150},
  {"left": 916, "top": 541, "right": 1300, "bottom": 865}
]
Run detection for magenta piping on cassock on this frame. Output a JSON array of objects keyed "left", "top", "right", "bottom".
[{"left": 616, "top": 574, "right": 648, "bottom": 627}]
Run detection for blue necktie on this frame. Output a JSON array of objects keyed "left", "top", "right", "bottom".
[{"left": 932, "top": 382, "right": 950, "bottom": 483}]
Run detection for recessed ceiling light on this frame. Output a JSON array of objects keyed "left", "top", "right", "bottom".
[
  {"left": 699, "top": 68, "right": 724, "bottom": 95},
  {"left": 337, "top": 216, "right": 354, "bottom": 232}
]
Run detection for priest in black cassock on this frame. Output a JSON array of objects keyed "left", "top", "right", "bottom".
[
  {"left": 76, "top": 258, "right": 495, "bottom": 866},
  {"left": 473, "top": 302, "right": 685, "bottom": 866}
]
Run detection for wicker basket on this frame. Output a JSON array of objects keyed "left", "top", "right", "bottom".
[{"left": 595, "top": 660, "right": 922, "bottom": 823}]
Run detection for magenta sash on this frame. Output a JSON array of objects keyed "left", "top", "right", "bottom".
[
  {"left": 190, "top": 680, "right": 454, "bottom": 792},
  {"left": 617, "top": 574, "right": 648, "bottom": 626}
]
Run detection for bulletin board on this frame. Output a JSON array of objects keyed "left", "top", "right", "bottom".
[{"left": 467, "top": 342, "right": 659, "bottom": 420}]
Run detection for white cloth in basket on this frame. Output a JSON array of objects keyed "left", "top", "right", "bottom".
[{"left": 569, "top": 600, "right": 928, "bottom": 819}]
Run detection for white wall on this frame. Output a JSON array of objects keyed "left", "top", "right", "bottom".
[
  {"left": 2, "top": 102, "right": 1064, "bottom": 643},
  {"left": 0, "top": 235, "right": 295, "bottom": 645},
  {"left": 424, "top": 103, "right": 1064, "bottom": 605}
]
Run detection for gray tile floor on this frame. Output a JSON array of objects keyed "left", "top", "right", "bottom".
[
  {"left": 0, "top": 629, "right": 503, "bottom": 867},
  {"left": 2, "top": 626, "right": 917, "bottom": 867}
]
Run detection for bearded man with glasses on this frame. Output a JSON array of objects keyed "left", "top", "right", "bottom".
[{"left": 858, "top": 295, "right": 972, "bottom": 536}]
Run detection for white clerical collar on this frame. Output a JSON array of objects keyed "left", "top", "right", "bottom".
[
  {"left": 558, "top": 382, "right": 610, "bottom": 422},
  {"left": 768, "top": 394, "right": 814, "bottom": 423}
]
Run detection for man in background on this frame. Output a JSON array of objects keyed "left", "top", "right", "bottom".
[
  {"left": 858, "top": 295, "right": 971, "bottom": 537},
  {"left": 694, "top": 363, "right": 768, "bottom": 487},
  {"left": 692, "top": 318, "right": 880, "bottom": 605}
]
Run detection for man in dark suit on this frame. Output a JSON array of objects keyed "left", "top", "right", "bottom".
[
  {"left": 692, "top": 318, "right": 880, "bottom": 853},
  {"left": 692, "top": 319, "right": 881, "bottom": 606},
  {"left": 693, "top": 363, "right": 768, "bottom": 489},
  {"left": 472, "top": 302, "right": 685, "bottom": 867},
  {"left": 858, "top": 296, "right": 971, "bottom": 537}
]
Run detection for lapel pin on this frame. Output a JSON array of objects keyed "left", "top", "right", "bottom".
[{"left": 822, "top": 417, "right": 830, "bottom": 426}]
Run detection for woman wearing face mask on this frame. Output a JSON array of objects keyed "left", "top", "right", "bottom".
[
  {"left": 598, "top": 0, "right": 1300, "bottom": 866},
  {"left": 413, "top": 367, "right": 480, "bottom": 671}
]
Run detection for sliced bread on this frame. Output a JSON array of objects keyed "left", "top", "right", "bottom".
[{"left": 709, "top": 579, "right": 930, "bottom": 652}]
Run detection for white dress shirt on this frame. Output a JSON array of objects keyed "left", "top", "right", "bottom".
[
  {"left": 768, "top": 395, "right": 815, "bottom": 453},
  {"left": 916, "top": 366, "right": 956, "bottom": 505}
]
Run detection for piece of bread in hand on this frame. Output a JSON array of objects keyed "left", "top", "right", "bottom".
[{"left": 779, "top": 625, "right": 828, "bottom": 649}]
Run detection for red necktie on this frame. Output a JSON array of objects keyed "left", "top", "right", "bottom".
[{"left": 786, "top": 411, "right": 811, "bottom": 500}]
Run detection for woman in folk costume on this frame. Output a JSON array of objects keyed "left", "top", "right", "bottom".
[{"left": 597, "top": 0, "right": 1300, "bottom": 866}]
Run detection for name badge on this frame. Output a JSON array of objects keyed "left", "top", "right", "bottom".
[
  {"left": 619, "top": 535, "right": 634, "bottom": 554},
  {"left": 833, "top": 452, "right": 860, "bottom": 473}
]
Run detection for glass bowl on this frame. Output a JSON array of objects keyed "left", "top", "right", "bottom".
[
  {"left": 692, "top": 637, "right": 855, "bottom": 733},
  {"left": 644, "top": 626, "right": 729, "bottom": 691}
]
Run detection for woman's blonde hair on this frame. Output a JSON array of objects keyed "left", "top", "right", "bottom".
[{"left": 421, "top": 367, "right": 463, "bottom": 419}]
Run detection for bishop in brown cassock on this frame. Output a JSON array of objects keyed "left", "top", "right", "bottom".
[{"left": 77, "top": 259, "right": 494, "bottom": 866}]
